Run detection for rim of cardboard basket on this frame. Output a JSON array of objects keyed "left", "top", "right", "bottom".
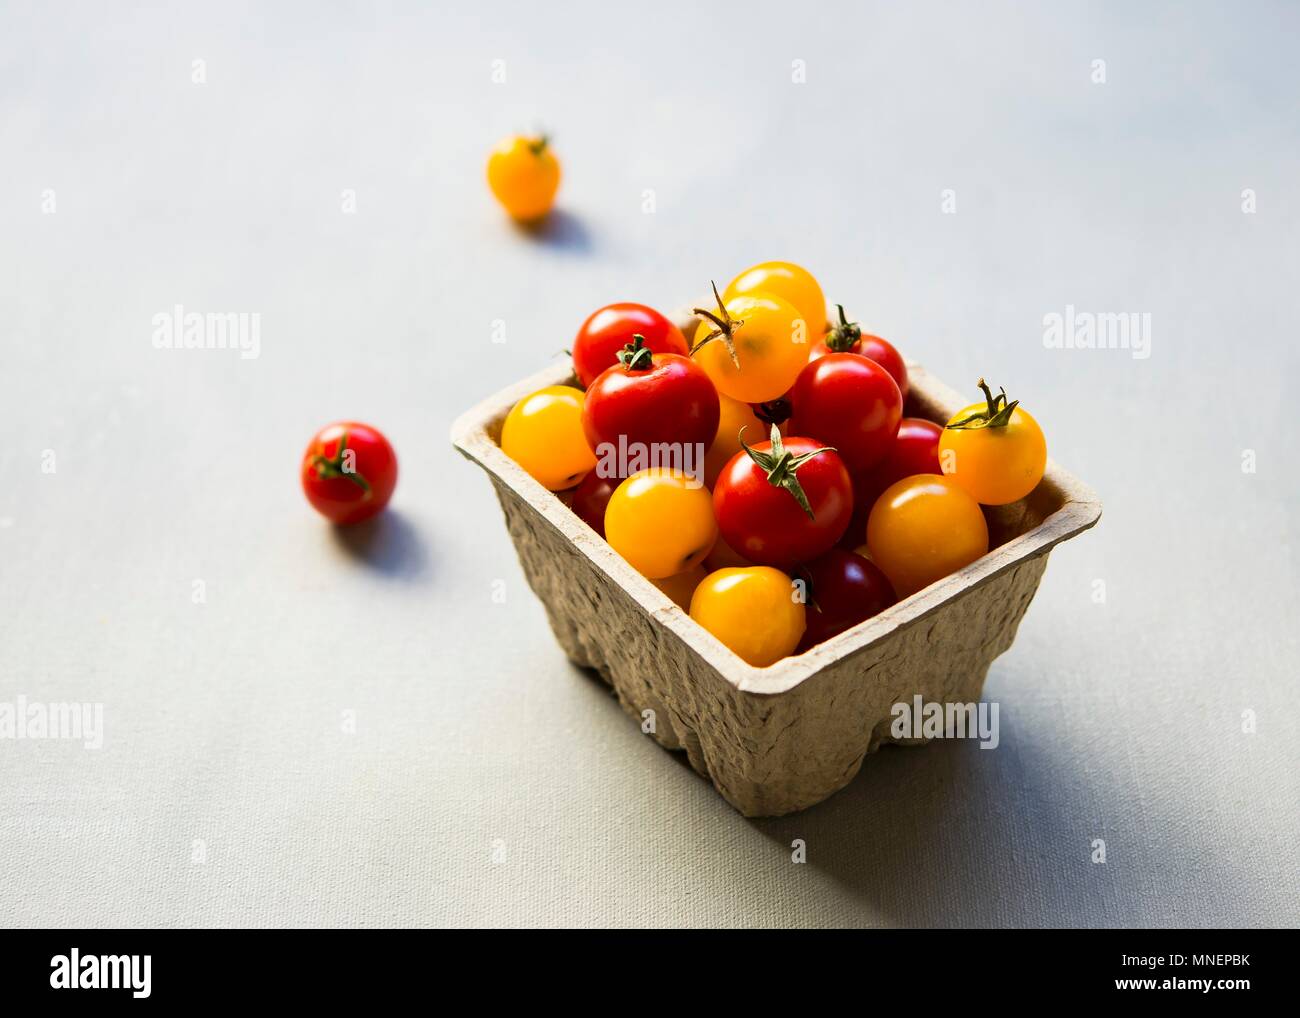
[{"left": 451, "top": 358, "right": 1102, "bottom": 697}]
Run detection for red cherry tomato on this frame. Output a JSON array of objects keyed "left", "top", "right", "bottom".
[
  {"left": 788, "top": 352, "right": 902, "bottom": 472},
  {"left": 572, "top": 303, "right": 688, "bottom": 390},
  {"left": 301, "top": 421, "right": 397, "bottom": 525},
  {"left": 581, "top": 337, "right": 720, "bottom": 478},
  {"left": 570, "top": 470, "right": 617, "bottom": 537},
  {"left": 713, "top": 427, "right": 853, "bottom": 567},
  {"left": 841, "top": 417, "right": 943, "bottom": 547},
  {"left": 809, "top": 305, "right": 909, "bottom": 399},
  {"left": 796, "top": 549, "right": 896, "bottom": 651}
]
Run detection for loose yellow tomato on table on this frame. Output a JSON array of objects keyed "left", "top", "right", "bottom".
[
  {"left": 939, "top": 379, "right": 1047, "bottom": 505},
  {"left": 689, "top": 566, "right": 805, "bottom": 667},
  {"left": 866, "top": 475, "right": 989, "bottom": 598},
  {"left": 500, "top": 385, "right": 595, "bottom": 491},
  {"left": 691, "top": 286, "right": 809, "bottom": 404},
  {"left": 604, "top": 468, "right": 717, "bottom": 579},
  {"left": 723, "top": 261, "right": 827, "bottom": 340},
  {"left": 487, "top": 135, "right": 561, "bottom": 221}
]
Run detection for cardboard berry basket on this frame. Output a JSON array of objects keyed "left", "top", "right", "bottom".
[{"left": 451, "top": 311, "right": 1102, "bottom": 817}]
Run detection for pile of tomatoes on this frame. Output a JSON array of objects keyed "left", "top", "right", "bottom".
[{"left": 502, "top": 261, "right": 1048, "bottom": 668}]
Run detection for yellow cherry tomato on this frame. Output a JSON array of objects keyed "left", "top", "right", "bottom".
[
  {"left": 487, "top": 135, "right": 561, "bottom": 221},
  {"left": 938, "top": 379, "right": 1047, "bottom": 505},
  {"left": 500, "top": 385, "right": 595, "bottom": 491},
  {"left": 651, "top": 564, "right": 709, "bottom": 611},
  {"left": 689, "top": 566, "right": 805, "bottom": 667},
  {"left": 691, "top": 289, "right": 809, "bottom": 403},
  {"left": 723, "top": 261, "right": 827, "bottom": 340},
  {"left": 866, "top": 475, "right": 989, "bottom": 598},
  {"left": 703, "top": 395, "right": 765, "bottom": 488},
  {"left": 605, "top": 468, "right": 717, "bottom": 579}
]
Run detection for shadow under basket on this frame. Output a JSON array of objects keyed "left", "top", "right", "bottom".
[{"left": 452, "top": 349, "right": 1101, "bottom": 817}]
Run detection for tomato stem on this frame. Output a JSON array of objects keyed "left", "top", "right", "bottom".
[
  {"left": 752, "top": 397, "right": 792, "bottom": 428},
  {"left": 310, "top": 430, "right": 371, "bottom": 495},
  {"left": 527, "top": 134, "right": 550, "bottom": 157},
  {"left": 824, "top": 304, "right": 862, "bottom": 352},
  {"left": 690, "top": 281, "right": 741, "bottom": 368},
  {"left": 739, "top": 424, "right": 836, "bottom": 520},
  {"left": 945, "top": 377, "right": 1020, "bottom": 430},
  {"left": 617, "top": 334, "right": 655, "bottom": 372}
]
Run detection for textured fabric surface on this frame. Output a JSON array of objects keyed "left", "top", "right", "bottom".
[{"left": 2, "top": 1, "right": 1297, "bottom": 927}]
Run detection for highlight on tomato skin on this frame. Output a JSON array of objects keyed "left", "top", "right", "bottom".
[{"left": 301, "top": 421, "right": 398, "bottom": 526}]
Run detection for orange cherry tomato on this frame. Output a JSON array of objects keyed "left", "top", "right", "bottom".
[
  {"left": 604, "top": 468, "right": 717, "bottom": 579},
  {"left": 938, "top": 379, "right": 1047, "bottom": 505},
  {"left": 651, "top": 564, "right": 709, "bottom": 611},
  {"left": 689, "top": 566, "right": 805, "bottom": 667},
  {"left": 703, "top": 394, "right": 765, "bottom": 488},
  {"left": 500, "top": 385, "right": 595, "bottom": 491},
  {"left": 487, "top": 135, "right": 560, "bottom": 221},
  {"left": 723, "top": 261, "right": 827, "bottom": 340},
  {"left": 691, "top": 286, "right": 809, "bottom": 403},
  {"left": 866, "top": 475, "right": 989, "bottom": 598}
]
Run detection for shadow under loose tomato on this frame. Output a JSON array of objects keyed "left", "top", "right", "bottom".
[{"left": 329, "top": 508, "right": 432, "bottom": 581}]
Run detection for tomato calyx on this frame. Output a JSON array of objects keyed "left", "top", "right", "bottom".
[
  {"left": 752, "top": 397, "right": 792, "bottom": 428},
  {"left": 309, "top": 431, "right": 372, "bottom": 495},
  {"left": 616, "top": 334, "right": 655, "bottom": 372},
  {"left": 824, "top": 304, "right": 862, "bottom": 352},
  {"left": 740, "top": 424, "right": 836, "bottom": 520},
  {"left": 691, "top": 281, "right": 742, "bottom": 368},
  {"left": 526, "top": 134, "right": 550, "bottom": 157},
  {"left": 946, "top": 378, "right": 1020, "bottom": 430}
]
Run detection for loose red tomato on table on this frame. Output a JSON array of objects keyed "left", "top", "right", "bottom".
[
  {"left": 939, "top": 379, "right": 1047, "bottom": 505},
  {"left": 581, "top": 335, "right": 720, "bottom": 466},
  {"left": 301, "top": 421, "right": 398, "bottom": 525},
  {"left": 572, "top": 303, "right": 688, "bottom": 389},
  {"left": 689, "top": 566, "right": 805, "bottom": 667},
  {"left": 712, "top": 425, "right": 853, "bottom": 567},
  {"left": 796, "top": 549, "right": 896, "bottom": 651},
  {"left": 788, "top": 352, "right": 903, "bottom": 472},
  {"left": 866, "top": 474, "right": 989, "bottom": 598},
  {"left": 809, "top": 305, "right": 909, "bottom": 400}
]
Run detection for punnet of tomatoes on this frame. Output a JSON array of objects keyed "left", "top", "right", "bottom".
[{"left": 498, "top": 262, "right": 1050, "bottom": 668}]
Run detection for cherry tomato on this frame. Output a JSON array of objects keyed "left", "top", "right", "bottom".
[
  {"left": 866, "top": 475, "right": 989, "bottom": 598},
  {"left": 691, "top": 286, "right": 809, "bottom": 404},
  {"left": 723, "top": 261, "right": 827, "bottom": 340},
  {"left": 651, "top": 564, "right": 709, "bottom": 612},
  {"left": 841, "top": 417, "right": 944, "bottom": 545},
  {"left": 487, "top": 135, "right": 560, "bottom": 221},
  {"left": 713, "top": 426, "right": 853, "bottom": 567},
  {"left": 809, "top": 306, "right": 909, "bottom": 400},
  {"left": 572, "top": 303, "right": 688, "bottom": 390},
  {"left": 582, "top": 336, "right": 719, "bottom": 473},
  {"left": 570, "top": 470, "right": 616, "bottom": 536},
  {"left": 604, "top": 468, "right": 717, "bottom": 579},
  {"left": 703, "top": 395, "right": 765, "bottom": 489},
  {"left": 501, "top": 385, "right": 596, "bottom": 491},
  {"left": 796, "top": 549, "right": 896, "bottom": 651},
  {"left": 689, "top": 566, "right": 805, "bottom": 667},
  {"left": 788, "top": 352, "right": 902, "bottom": 472},
  {"left": 301, "top": 421, "right": 398, "bottom": 525},
  {"left": 938, "top": 379, "right": 1047, "bottom": 505}
]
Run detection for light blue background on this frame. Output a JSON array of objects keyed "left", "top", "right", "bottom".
[{"left": 2, "top": 0, "right": 1296, "bottom": 926}]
